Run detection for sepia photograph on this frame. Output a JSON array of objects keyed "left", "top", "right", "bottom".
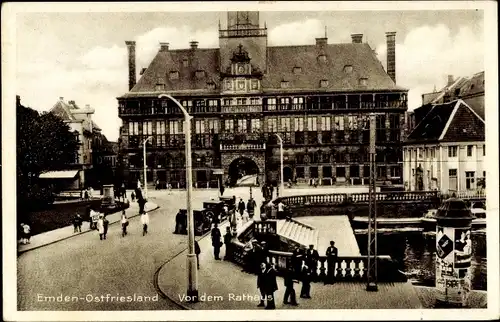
[{"left": 2, "top": 1, "right": 498, "bottom": 321}]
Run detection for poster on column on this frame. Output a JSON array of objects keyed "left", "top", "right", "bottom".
[{"left": 435, "top": 226, "right": 456, "bottom": 299}]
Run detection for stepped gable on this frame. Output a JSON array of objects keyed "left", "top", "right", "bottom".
[
  {"left": 263, "top": 43, "right": 404, "bottom": 92},
  {"left": 122, "top": 42, "right": 405, "bottom": 97}
]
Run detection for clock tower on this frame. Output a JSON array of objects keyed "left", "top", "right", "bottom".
[{"left": 219, "top": 11, "right": 268, "bottom": 75}]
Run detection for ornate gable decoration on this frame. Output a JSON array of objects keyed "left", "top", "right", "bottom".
[{"left": 230, "top": 44, "right": 251, "bottom": 63}]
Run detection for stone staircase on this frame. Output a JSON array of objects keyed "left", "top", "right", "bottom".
[{"left": 276, "top": 219, "right": 319, "bottom": 249}]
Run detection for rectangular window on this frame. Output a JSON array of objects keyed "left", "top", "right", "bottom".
[
  {"left": 295, "top": 117, "right": 304, "bottom": 131},
  {"left": 208, "top": 119, "right": 219, "bottom": 133},
  {"left": 223, "top": 99, "right": 232, "bottom": 106},
  {"left": 250, "top": 98, "right": 260, "bottom": 105},
  {"left": 467, "top": 145, "right": 473, "bottom": 157},
  {"left": 143, "top": 121, "right": 153, "bottom": 135},
  {"left": 169, "top": 120, "right": 182, "bottom": 134},
  {"left": 292, "top": 97, "right": 304, "bottom": 110},
  {"left": 128, "top": 122, "right": 134, "bottom": 135},
  {"left": 268, "top": 118, "right": 278, "bottom": 133},
  {"left": 431, "top": 148, "right": 435, "bottom": 159},
  {"left": 237, "top": 98, "right": 247, "bottom": 105},
  {"left": 237, "top": 119, "right": 247, "bottom": 132},
  {"left": 348, "top": 116, "right": 357, "bottom": 130},
  {"left": 156, "top": 121, "right": 166, "bottom": 135},
  {"left": 321, "top": 116, "right": 331, "bottom": 131},
  {"left": 224, "top": 119, "right": 234, "bottom": 132},
  {"left": 267, "top": 98, "right": 277, "bottom": 111},
  {"left": 307, "top": 117, "right": 317, "bottom": 131},
  {"left": 466, "top": 171, "right": 475, "bottom": 190},
  {"left": 296, "top": 167, "right": 305, "bottom": 178},
  {"left": 449, "top": 169, "right": 457, "bottom": 177},
  {"left": 334, "top": 116, "right": 344, "bottom": 130},
  {"left": 251, "top": 119, "right": 261, "bottom": 132},
  {"left": 195, "top": 120, "right": 205, "bottom": 134},
  {"left": 281, "top": 117, "right": 291, "bottom": 132},
  {"left": 448, "top": 146, "right": 458, "bottom": 157},
  {"left": 336, "top": 166, "right": 346, "bottom": 178}
]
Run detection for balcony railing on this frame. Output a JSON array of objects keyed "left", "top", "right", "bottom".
[
  {"left": 219, "top": 28, "right": 267, "bottom": 38},
  {"left": 220, "top": 143, "right": 266, "bottom": 151},
  {"left": 221, "top": 105, "right": 262, "bottom": 113}
]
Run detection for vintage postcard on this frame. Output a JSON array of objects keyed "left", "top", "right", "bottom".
[{"left": 2, "top": 1, "right": 498, "bottom": 321}]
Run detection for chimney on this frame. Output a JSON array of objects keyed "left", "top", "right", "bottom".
[
  {"left": 351, "top": 34, "right": 363, "bottom": 43},
  {"left": 386, "top": 31, "right": 396, "bottom": 83},
  {"left": 125, "top": 41, "right": 136, "bottom": 91},
  {"left": 447, "top": 75, "right": 454, "bottom": 86},
  {"left": 190, "top": 41, "right": 198, "bottom": 50},
  {"left": 159, "top": 42, "right": 169, "bottom": 52},
  {"left": 315, "top": 37, "right": 328, "bottom": 47},
  {"left": 59, "top": 97, "right": 64, "bottom": 101}
]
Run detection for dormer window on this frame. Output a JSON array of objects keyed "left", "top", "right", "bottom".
[
  {"left": 320, "top": 79, "right": 329, "bottom": 88},
  {"left": 169, "top": 71, "right": 179, "bottom": 80},
  {"left": 182, "top": 58, "right": 189, "bottom": 67},
  {"left": 281, "top": 80, "right": 290, "bottom": 88},
  {"left": 251, "top": 79, "right": 259, "bottom": 90},
  {"left": 344, "top": 65, "right": 353, "bottom": 73},
  {"left": 207, "top": 82, "right": 216, "bottom": 90},
  {"left": 317, "top": 55, "right": 327, "bottom": 63},
  {"left": 358, "top": 78, "right": 368, "bottom": 86},
  {"left": 156, "top": 84, "right": 165, "bottom": 91},
  {"left": 195, "top": 70, "right": 205, "bottom": 79},
  {"left": 293, "top": 66, "right": 302, "bottom": 74}
]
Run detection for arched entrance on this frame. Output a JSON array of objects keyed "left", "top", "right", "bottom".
[{"left": 228, "top": 157, "right": 259, "bottom": 187}]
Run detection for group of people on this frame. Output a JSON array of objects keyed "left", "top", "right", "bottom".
[
  {"left": 261, "top": 183, "right": 275, "bottom": 201},
  {"left": 210, "top": 223, "right": 234, "bottom": 261},
  {"left": 237, "top": 197, "right": 257, "bottom": 223},
  {"left": 80, "top": 187, "right": 94, "bottom": 200}
]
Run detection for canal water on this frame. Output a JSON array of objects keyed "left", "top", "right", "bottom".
[{"left": 355, "top": 231, "right": 487, "bottom": 291}]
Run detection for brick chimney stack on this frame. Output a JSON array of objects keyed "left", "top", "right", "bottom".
[
  {"left": 386, "top": 32, "right": 396, "bottom": 83},
  {"left": 315, "top": 37, "right": 328, "bottom": 47},
  {"left": 351, "top": 34, "right": 363, "bottom": 43},
  {"left": 125, "top": 41, "right": 136, "bottom": 91},
  {"left": 190, "top": 41, "right": 198, "bottom": 50}
]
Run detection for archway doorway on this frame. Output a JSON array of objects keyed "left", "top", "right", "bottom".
[
  {"left": 283, "top": 166, "right": 293, "bottom": 183},
  {"left": 227, "top": 157, "right": 259, "bottom": 187}
]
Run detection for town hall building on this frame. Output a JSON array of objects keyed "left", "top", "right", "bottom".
[{"left": 117, "top": 11, "right": 408, "bottom": 189}]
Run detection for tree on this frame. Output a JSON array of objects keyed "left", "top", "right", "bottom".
[{"left": 17, "top": 102, "right": 79, "bottom": 213}]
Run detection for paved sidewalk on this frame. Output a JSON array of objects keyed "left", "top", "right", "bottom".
[
  {"left": 156, "top": 220, "right": 423, "bottom": 310},
  {"left": 17, "top": 200, "right": 159, "bottom": 254}
]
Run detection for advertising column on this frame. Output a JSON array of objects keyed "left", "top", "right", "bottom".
[{"left": 435, "top": 198, "right": 474, "bottom": 307}]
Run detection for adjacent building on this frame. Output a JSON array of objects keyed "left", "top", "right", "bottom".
[
  {"left": 403, "top": 99, "right": 485, "bottom": 193},
  {"left": 117, "top": 11, "right": 408, "bottom": 188}
]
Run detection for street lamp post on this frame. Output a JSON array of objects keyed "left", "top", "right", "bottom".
[
  {"left": 143, "top": 135, "right": 153, "bottom": 200},
  {"left": 274, "top": 134, "right": 284, "bottom": 197},
  {"left": 158, "top": 94, "right": 198, "bottom": 301}
]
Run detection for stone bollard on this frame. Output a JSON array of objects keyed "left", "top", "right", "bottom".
[
  {"left": 434, "top": 198, "right": 474, "bottom": 307},
  {"left": 101, "top": 184, "right": 115, "bottom": 207}
]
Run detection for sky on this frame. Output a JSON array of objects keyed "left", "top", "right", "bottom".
[{"left": 14, "top": 3, "right": 485, "bottom": 141}]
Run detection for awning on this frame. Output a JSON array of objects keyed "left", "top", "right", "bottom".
[{"left": 39, "top": 170, "right": 79, "bottom": 179}]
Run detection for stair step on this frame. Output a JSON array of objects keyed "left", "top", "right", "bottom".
[
  {"left": 277, "top": 220, "right": 286, "bottom": 235},
  {"left": 289, "top": 223, "right": 299, "bottom": 241},
  {"left": 284, "top": 221, "right": 294, "bottom": 237},
  {"left": 296, "top": 226, "right": 305, "bottom": 243}
]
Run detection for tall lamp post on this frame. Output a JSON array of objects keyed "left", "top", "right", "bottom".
[
  {"left": 274, "top": 133, "right": 284, "bottom": 197},
  {"left": 158, "top": 94, "right": 198, "bottom": 301},
  {"left": 143, "top": 135, "right": 153, "bottom": 200}
]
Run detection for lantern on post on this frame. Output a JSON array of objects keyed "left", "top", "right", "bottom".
[{"left": 434, "top": 198, "right": 474, "bottom": 307}]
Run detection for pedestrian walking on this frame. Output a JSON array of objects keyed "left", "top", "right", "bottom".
[
  {"left": 211, "top": 223, "right": 222, "bottom": 260},
  {"left": 138, "top": 197, "right": 146, "bottom": 215},
  {"left": 223, "top": 227, "right": 233, "bottom": 260},
  {"left": 102, "top": 215, "right": 109, "bottom": 239},
  {"left": 84, "top": 189, "right": 89, "bottom": 201},
  {"left": 174, "top": 209, "right": 184, "bottom": 234},
  {"left": 256, "top": 262, "right": 267, "bottom": 307},
  {"left": 241, "top": 210, "right": 250, "bottom": 224},
  {"left": 21, "top": 223, "right": 31, "bottom": 244},
  {"left": 277, "top": 200, "right": 286, "bottom": 219},
  {"left": 283, "top": 269, "right": 299, "bottom": 306},
  {"left": 121, "top": 210, "right": 129, "bottom": 237},
  {"left": 97, "top": 215, "right": 105, "bottom": 240},
  {"left": 247, "top": 197, "right": 256, "bottom": 219},
  {"left": 131, "top": 191, "right": 136, "bottom": 202},
  {"left": 141, "top": 211, "right": 150, "bottom": 236},
  {"left": 76, "top": 214, "right": 82, "bottom": 232},
  {"left": 325, "top": 240, "right": 338, "bottom": 284},
  {"left": 291, "top": 247, "right": 303, "bottom": 279},
  {"left": 195, "top": 240, "right": 201, "bottom": 269},
  {"left": 237, "top": 198, "right": 246, "bottom": 216},
  {"left": 300, "top": 265, "right": 312, "bottom": 299},
  {"left": 73, "top": 215, "right": 79, "bottom": 233},
  {"left": 305, "top": 244, "right": 319, "bottom": 279},
  {"left": 264, "top": 263, "right": 278, "bottom": 309},
  {"left": 80, "top": 189, "right": 85, "bottom": 200}
]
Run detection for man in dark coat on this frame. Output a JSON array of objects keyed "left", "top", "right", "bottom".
[
  {"left": 291, "top": 247, "right": 303, "bottom": 279},
  {"left": 211, "top": 223, "right": 222, "bottom": 260},
  {"left": 256, "top": 262, "right": 267, "bottom": 307},
  {"left": 223, "top": 227, "right": 233, "bottom": 260},
  {"left": 300, "top": 265, "right": 312, "bottom": 299},
  {"left": 194, "top": 240, "right": 201, "bottom": 269},
  {"left": 237, "top": 198, "right": 246, "bottom": 216},
  {"left": 283, "top": 269, "right": 299, "bottom": 306},
  {"left": 263, "top": 263, "right": 278, "bottom": 309},
  {"left": 247, "top": 197, "right": 256, "bottom": 219},
  {"left": 174, "top": 210, "right": 184, "bottom": 234},
  {"left": 325, "top": 240, "right": 338, "bottom": 284},
  {"left": 305, "top": 244, "right": 319, "bottom": 279},
  {"left": 102, "top": 215, "right": 109, "bottom": 240}
]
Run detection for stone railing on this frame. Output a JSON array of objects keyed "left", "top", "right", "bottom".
[
  {"left": 220, "top": 143, "right": 266, "bottom": 151},
  {"left": 278, "top": 191, "right": 440, "bottom": 207},
  {"left": 221, "top": 104, "right": 262, "bottom": 113},
  {"left": 445, "top": 190, "right": 486, "bottom": 200},
  {"left": 230, "top": 220, "right": 405, "bottom": 283}
]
